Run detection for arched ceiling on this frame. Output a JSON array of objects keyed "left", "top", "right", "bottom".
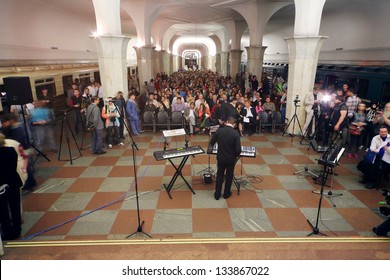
[
  {"left": 1, "top": 0, "right": 389, "bottom": 65},
  {"left": 21, "top": 0, "right": 373, "bottom": 53}
]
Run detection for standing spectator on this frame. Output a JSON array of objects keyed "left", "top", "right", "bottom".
[
  {"left": 70, "top": 89, "right": 85, "bottom": 135},
  {"left": 378, "top": 102, "right": 390, "bottom": 130},
  {"left": 209, "top": 117, "right": 241, "bottom": 200},
  {"left": 250, "top": 75, "right": 259, "bottom": 93},
  {"left": 261, "top": 72, "right": 270, "bottom": 96},
  {"left": 114, "top": 91, "right": 126, "bottom": 139},
  {"left": 102, "top": 98, "right": 123, "bottom": 148},
  {"left": 273, "top": 73, "right": 285, "bottom": 95},
  {"left": 30, "top": 101, "right": 57, "bottom": 153},
  {"left": 280, "top": 89, "right": 287, "bottom": 122},
  {"left": 37, "top": 88, "right": 55, "bottom": 119},
  {"left": 1, "top": 113, "right": 36, "bottom": 190},
  {"left": 345, "top": 88, "right": 361, "bottom": 119},
  {"left": 342, "top": 83, "right": 351, "bottom": 97},
  {"left": 87, "top": 81, "right": 96, "bottom": 98},
  {"left": 94, "top": 81, "right": 104, "bottom": 109},
  {"left": 303, "top": 86, "right": 324, "bottom": 136},
  {"left": 126, "top": 92, "right": 142, "bottom": 136},
  {"left": 365, "top": 126, "right": 390, "bottom": 189},
  {"left": 348, "top": 102, "right": 367, "bottom": 159},
  {"left": 147, "top": 79, "right": 156, "bottom": 94},
  {"left": 329, "top": 95, "right": 348, "bottom": 146},
  {"left": 363, "top": 101, "right": 380, "bottom": 148},
  {"left": 0, "top": 133, "right": 23, "bottom": 240},
  {"left": 86, "top": 97, "right": 105, "bottom": 154}
]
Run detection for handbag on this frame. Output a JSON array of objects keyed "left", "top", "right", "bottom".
[
  {"left": 349, "top": 124, "right": 363, "bottom": 135},
  {"left": 86, "top": 107, "right": 96, "bottom": 130},
  {"left": 364, "top": 149, "right": 376, "bottom": 164}
]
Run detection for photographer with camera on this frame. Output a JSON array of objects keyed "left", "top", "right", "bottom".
[
  {"left": 302, "top": 86, "right": 324, "bottom": 136},
  {"left": 102, "top": 97, "right": 123, "bottom": 149},
  {"left": 325, "top": 95, "right": 348, "bottom": 146}
]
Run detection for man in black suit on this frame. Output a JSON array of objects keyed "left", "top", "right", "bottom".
[
  {"left": 209, "top": 116, "right": 242, "bottom": 200},
  {"left": 220, "top": 99, "right": 239, "bottom": 123}
]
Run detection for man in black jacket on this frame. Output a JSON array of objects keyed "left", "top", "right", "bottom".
[{"left": 209, "top": 116, "right": 241, "bottom": 200}]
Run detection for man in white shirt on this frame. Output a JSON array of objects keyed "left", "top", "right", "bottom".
[
  {"left": 365, "top": 126, "right": 390, "bottom": 189},
  {"left": 302, "top": 86, "right": 324, "bottom": 136}
]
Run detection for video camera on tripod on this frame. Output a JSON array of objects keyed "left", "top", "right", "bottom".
[{"left": 293, "top": 95, "right": 300, "bottom": 104}]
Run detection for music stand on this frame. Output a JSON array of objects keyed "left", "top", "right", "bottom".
[
  {"left": 162, "top": 128, "right": 187, "bottom": 150},
  {"left": 307, "top": 131, "right": 343, "bottom": 235},
  {"left": 282, "top": 95, "right": 303, "bottom": 142},
  {"left": 58, "top": 109, "right": 82, "bottom": 164}
]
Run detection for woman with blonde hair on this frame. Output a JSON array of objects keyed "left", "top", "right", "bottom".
[{"left": 378, "top": 102, "right": 390, "bottom": 129}]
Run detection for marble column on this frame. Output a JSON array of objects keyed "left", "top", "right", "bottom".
[
  {"left": 95, "top": 35, "right": 130, "bottom": 98},
  {"left": 230, "top": 49, "right": 243, "bottom": 81},
  {"left": 215, "top": 53, "right": 221, "bottom": 73},
  {"left": 135, "top": 46, "right": 155, "bottom": 89},
  {"left": 161, "top": 50, "right": 170, "bottom": 75},
  {"left": 245, "top": 46, "right": 267, "bottom": 80},
  {"left": 284, "top": 36, "right": 327, "bottom": 134},
  {"left": 220, "top": 52, "right": 229, "bottom": 77}
]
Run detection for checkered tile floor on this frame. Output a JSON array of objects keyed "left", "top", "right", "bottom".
[{"left": 19, "top": 129, "right": 388, "bottom": 241}]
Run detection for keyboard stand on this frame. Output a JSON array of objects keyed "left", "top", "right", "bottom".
[
  {"left": 231, "top": 157, "right": 242, "bottom": 195},
  {"left": 163, "top": 156, "right": 196, "bottom": 199}
]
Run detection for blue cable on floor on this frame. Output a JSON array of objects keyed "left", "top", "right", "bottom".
[{"left": 21, "top": 136, "right": 164, "bottom": 241}]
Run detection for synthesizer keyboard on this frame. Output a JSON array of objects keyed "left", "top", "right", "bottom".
[
  {"left": 207, "top": 144, "right": 256, "bottom": 158},
  {"left": 154, "top": 145, "right": 205, "bottom": 161}
]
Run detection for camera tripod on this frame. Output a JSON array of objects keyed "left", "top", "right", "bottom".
[
  {"left": 282, "top": 96, "right": 303, "bottom": 142},
  {"left": 294, "top": 137, "right": 319, "bottom": 179},
  {"left": 58, "top": 109, "right": 82, "bottom": 164},
  {"left": 300, "top": 108, "right": 320, "bottom": 145}
]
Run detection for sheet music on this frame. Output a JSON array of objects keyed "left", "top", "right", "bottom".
[{"left": 163, "top": 128, "right": 186, "bottom": 137}]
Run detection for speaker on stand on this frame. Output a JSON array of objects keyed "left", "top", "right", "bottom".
[{"left": 4, "top": 76, "right": 50, "bottom": 162}]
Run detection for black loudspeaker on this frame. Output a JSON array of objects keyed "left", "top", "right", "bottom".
[
  {"left": 3, "top": 76, "right": 34, "bottom": 105},
  {"left": 203, "top": 173, "right": 213, "bottom": 184}
]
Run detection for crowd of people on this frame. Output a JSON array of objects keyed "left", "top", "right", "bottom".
[{"left": 302, "top": 83, "right": 390, "bottom": 192}]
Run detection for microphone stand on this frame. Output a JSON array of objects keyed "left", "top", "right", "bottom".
[{"left": 119, "top": 100, "right": 151, "bottom": 239}]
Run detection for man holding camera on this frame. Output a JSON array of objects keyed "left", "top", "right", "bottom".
[
  {"left": 102, "top": 97, "right": 123, "bottom": 149},
  {"left": 303, "top": 86, "right": 324, "bottom": 136}
]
